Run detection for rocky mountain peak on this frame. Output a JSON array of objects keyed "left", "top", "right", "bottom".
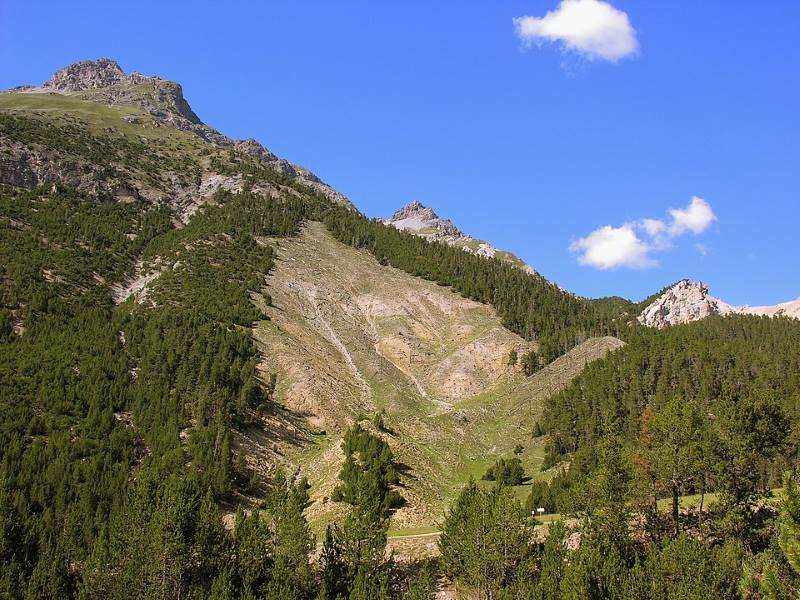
[
  {"left": 638, "top": 280, "right": 800, "bottom": 328},
  {"left": 385, "top": 200, "right": 462, "bottom": 238},
  {"left": 638, "top": 280, "right": 735, "bottom": 328},
  {"left": 26, "top": 58, "right": 203, "bottom": 126},
  {"left": 383, "top": 201, "right": 537, "bottom": 276},
  {"left": 43, "top": 58, "right": 128, "bottom": 92},
  {"left": 389, "top": 200, "right": 440, "bottom": 223}
]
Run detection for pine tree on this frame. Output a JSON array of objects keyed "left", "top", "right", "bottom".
[
  {"left": 439, "top": 480, "right": 533, "bottom": 599},
  {"left": 638, "top": 397, "right": 708, "bottom": 535},
  {"left": 401, "top": 562, "right": 436, "bottom": 600},
  {"left": 269, "top": 474, "right": 315, "bottom": 598},
  {"left": 779, "top": 471, "right": 800, "bottom": 576}
]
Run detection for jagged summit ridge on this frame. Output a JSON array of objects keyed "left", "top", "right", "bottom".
[
  {"left": 16, "top": 58, "right": 202, "bottom": 126},
  {"left": 384, "top": 200, "right": 536, "bottom": 276},
  {"left": 390, "top": 200, "right": 440, "bottom": 223},
  {"left": 638, "top": 279, "right": 800, "bottom": 328}
]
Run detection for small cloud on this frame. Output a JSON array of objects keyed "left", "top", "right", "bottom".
[
  {"left": 570, "top": 224, "right": 654, "bottom": 270},
  {"left": 513, "top": 0, "right": 639, "bottom": 63},
  {"left": 571, "top": 197, "right": 717, "bottom": 270},
  {"left": 641, "top": 218, "right": 666, "bottom": 238},
  {"left": 668, "top": 196, "right": 716, "bottom": 235}
]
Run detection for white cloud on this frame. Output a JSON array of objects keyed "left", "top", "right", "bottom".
[
  {"left": 641, "top": 218, "right": 666, "bottom": 238},
  {"left": 513, "top": 0, "right": 639, "bottom": 62},
  {"left": 668, "top": 196, "right": 716, "bottom": 235},
  {"left": 571, "top": 197, "right": 717, "bottom": 270},
  {"left": 570, "top": 224, "right": 653, "bottom": 270}
]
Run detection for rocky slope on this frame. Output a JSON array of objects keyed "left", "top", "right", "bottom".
[
  {"left": 251, "top": 221, "right": 622, "bottom": 529},
  {"left": 638, "top": 279, "right": 800, "bottom": 328},
  {"left": 5, "top": 58, "right": 354, "bottom": 209},
  {"left": 384, "top": 200, "right": 537, "bottom": 276}
]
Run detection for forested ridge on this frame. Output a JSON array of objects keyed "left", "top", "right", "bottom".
[{"left": 543, "top": 314, "right": 800, "bottom": 467}]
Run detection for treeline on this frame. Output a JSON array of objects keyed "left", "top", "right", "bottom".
[
  {"left": 321, "top": 206, "right": 636, "bottom": 366},
  {"left": 0, "top": 113, "right": 200, "bottom": 188}
]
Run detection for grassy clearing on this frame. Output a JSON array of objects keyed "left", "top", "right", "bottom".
[
  {"left": 0, "top": 92, "right": 207, "bottom": 151},
  {"left": 388, "top": 526, "right": 441, "bottom": 538}
]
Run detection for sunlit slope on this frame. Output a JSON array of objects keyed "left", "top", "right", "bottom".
[{"left": 252, "top": 222, "right": 623, "bottom": 529}]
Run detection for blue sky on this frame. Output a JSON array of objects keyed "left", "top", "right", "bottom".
[{"left": 2, "top": 1, "right": 798, "bottom": 304}]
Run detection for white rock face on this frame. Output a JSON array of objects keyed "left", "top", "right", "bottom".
[
  {"left": 383, "top": 201, "right": 537, "bottom": 276},
  {"left": 638, "top": 280, "right": 734, "bottom": 328},
  {"left": 638, "top": 280, "right": 799, "bottom": 328}
]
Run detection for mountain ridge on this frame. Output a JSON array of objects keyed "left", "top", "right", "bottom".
[
  {"left": 383, "top": 199, "right": 538, "bottom": 276},
  {"left": 7, "top": 58, "right": 355, "bottom": 209}
]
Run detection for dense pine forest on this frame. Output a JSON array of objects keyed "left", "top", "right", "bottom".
[{"left": 3, "top": 83, "right": 800, "bottom": 599}]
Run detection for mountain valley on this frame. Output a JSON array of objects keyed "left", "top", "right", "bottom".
[{"left": 2, "top": 58, "right": 800, "bottom": 599}]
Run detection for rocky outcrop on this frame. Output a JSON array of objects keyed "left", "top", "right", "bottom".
[
  {"left": 8, "top": 59, "right": 354, "bottom": 209},
  {"left": 43, "top": 58, "right": 129, "bottom": 92},
  {"left": 231, "top": 138, "right": 354, "bottom": 207},
  {"left": 638, "top": 280, "right": 799, "bottom": 328},
  {"left": 234, "top": 139, "right": 295, "bottom": 176},
  {"left": 386, "top": 200, "right": 463, "bottom": 239},
  {"left": 0, "top": 137, "right": 131, "bottom": 198},
  {"left": 638, "top": 280, "right": 734, "bottom": 328},
  {"left": 384, "top": 200, "right": 537, "bottom": 275}
]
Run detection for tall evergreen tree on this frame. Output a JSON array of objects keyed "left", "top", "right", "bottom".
[
  {"left": 439, "top": 480, "right": 533, "bottom": 599},
  {"left": 638, "top": 397, "right": 709, "bottom": 535}
]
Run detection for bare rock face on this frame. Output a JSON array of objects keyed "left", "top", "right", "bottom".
[
  {"left": 44, "top": 58, "right": 128, "bottom": 92},
  {"left": 638, "top": 280, "right": 734, "bottom": 328},
  {"left": 638, "top": 280, "right": 799, "bottom": 328},
  {"left": 384, "top": 200, "right": 537, "bottom": 276},
  {"left": 386, "top": 200, "right": 463, "bottom": 239}
]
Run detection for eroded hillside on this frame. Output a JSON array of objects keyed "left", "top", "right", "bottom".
[{"left": 251, "top": 222, "right": 624, "bottom": 529}]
